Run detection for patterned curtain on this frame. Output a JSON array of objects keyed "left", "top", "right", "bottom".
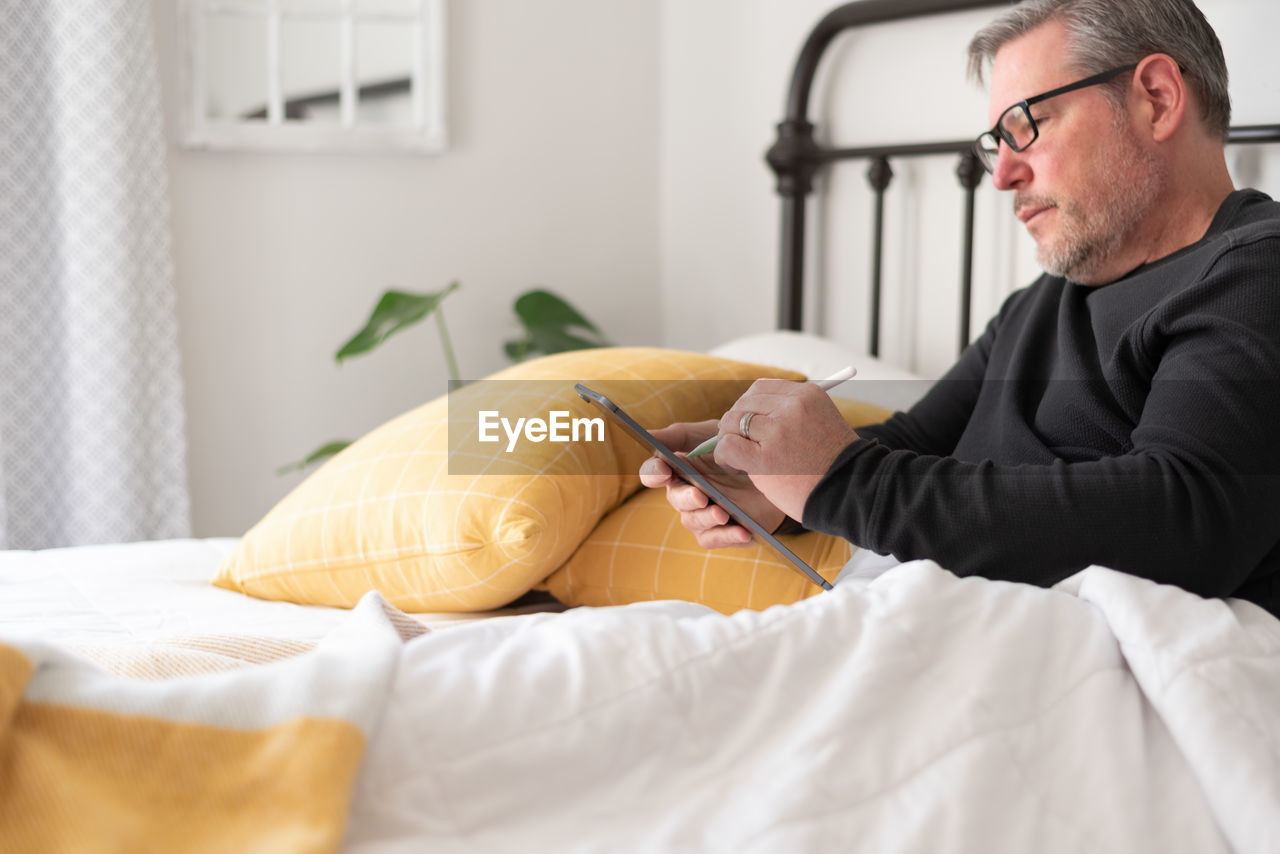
[{"left": 0, "top": 0, "right": 191, "bottom": 548}]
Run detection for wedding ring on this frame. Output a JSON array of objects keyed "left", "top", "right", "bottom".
[{"left": 739, "top": 411, "right": 756, "bottom": 441}]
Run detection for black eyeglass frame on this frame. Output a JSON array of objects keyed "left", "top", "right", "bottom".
[{"left": 974, "top": 63, "right": 1139, "bottom": 173}]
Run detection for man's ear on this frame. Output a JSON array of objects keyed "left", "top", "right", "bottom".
[{"left": 1132, "top": 53, "right": 1187, "bottom": 143}]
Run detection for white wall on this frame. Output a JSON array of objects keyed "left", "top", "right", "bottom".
[
  {"left": 659, "top": 0, "right": 1280, "bottom": 376},
  {"left": 155, "top": 0, "right": 1279, "bottom": 537},
  {"left": 152, "top": 0, "right": 662, "bottom": 537}
]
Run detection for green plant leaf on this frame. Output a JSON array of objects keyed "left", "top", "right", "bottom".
[
  {"left": 275, "top": 439, "right": 352, "bottom": 476},
  {"left": 504, "top": 288, "right": 611, "bottom": 361},
  {"left": 503, "top": 340, "right": 528, "bottom": 362},
  {"left": 514, "top": 289, "right": 603, "bottom": 335},
  {"left": 336, "top": 280, "right": 461, "bottom": 363}
]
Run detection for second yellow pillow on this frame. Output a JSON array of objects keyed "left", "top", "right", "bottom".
[{"left": 543, "top": 396, "right": 892, "bottom": 613}]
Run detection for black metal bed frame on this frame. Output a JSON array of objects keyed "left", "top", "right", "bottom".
[{"left": 767, "top": 0, "right": 1280, "bottom": 356}]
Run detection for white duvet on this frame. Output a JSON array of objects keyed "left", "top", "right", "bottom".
[
  {"left": 4, "top": 543, "right": 1278, "bottom": 852},
  {"left": 345, "top": 561, "right": 1280, "bottom": 853}
]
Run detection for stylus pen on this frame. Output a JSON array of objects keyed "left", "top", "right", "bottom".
[{"left": 685, "top": 365, "right": 857, "bottom": 458}]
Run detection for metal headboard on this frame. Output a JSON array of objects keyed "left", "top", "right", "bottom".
[{"left": 767, "top": 0, "right": 1280, "bottom": 356}]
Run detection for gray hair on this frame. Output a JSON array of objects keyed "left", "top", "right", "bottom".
[{"left": 968, "top": 0, "right": 1231, "bottom": 140}]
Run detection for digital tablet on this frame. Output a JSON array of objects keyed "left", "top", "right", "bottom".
[{"left": 574, "top": 383, "right": 833, "bottom": 591}]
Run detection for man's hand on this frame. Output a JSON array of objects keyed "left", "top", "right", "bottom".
[
  {"left": 712, "top": 379, "right": 859, "bottom": 521},
  {"left": 638, "top": 420, "right": 786, "bottom": 548}
]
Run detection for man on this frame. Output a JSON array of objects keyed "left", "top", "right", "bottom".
[{"left": 640, "top": 0, "right": 1280, "bottom": 617}]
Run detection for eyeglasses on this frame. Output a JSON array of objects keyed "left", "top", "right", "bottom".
[{"left": 974, "top": 63, "right": 1138, "bottom": 173}]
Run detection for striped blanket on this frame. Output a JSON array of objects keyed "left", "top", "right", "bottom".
[{"left": 0, "top": 593, "right": 423, "bottom": 854}]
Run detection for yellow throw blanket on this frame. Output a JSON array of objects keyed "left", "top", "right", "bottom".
[{"left": 0, "top": 593, "right": 423, "bottom": 854}]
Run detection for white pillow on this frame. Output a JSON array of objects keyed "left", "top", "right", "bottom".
[{"left": 708, "top": 331, "right": 930, "bottom": 411}]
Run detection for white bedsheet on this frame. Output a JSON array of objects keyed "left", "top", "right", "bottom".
[
  {"left": 0, "top": 538, "right": 348, "bottom": 644},
  {"left": 0, "top": 538, "right": 559, "bottom": 646}
]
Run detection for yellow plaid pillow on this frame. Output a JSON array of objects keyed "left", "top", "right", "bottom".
[
  {"left": 542, "top": 397, "right": 892, "bottom": 614},
  {"left": 212, "top": 348, "right": 803, "bottom": 612}
]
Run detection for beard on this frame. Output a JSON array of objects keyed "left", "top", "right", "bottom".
[{"left": 1017, "top": 116, "right": 1166, "bottom": 283}]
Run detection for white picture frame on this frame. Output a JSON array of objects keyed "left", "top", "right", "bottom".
[{"left": 178, "top": 0, "right": 447, "bottom": 153}]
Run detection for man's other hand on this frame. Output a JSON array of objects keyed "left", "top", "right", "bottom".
[{"left": 638, "top": 420, "right": 786, "bottom": 548}]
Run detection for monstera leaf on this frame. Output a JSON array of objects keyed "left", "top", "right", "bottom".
[
  {"left": 336, "top": 281, "right": 461, "bottom": 367},
  {"left": 282, "top": 282, "right": 461, "bottom": 474},
  {"left": 282, "top": 283, "right": 609, "bottom": 474},
  {"left": 504, "top": 289, "right": 611, "bottom": 362}
]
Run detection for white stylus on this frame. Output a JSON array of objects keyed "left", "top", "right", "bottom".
[{"left": 685, "top": 365, "right": 857, "bottom": 458}]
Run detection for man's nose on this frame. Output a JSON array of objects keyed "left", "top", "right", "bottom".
[{"left": 990, "top": 143, "right": 1031, "bottom": 191}]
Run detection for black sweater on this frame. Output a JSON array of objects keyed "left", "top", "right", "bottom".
[{"left": 804, "top": 189, "right": 1280, "bottom": 617}]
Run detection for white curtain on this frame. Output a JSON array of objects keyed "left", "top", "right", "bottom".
[{"left": 0, "top": 0, "right": 191, "bottom": 548}]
